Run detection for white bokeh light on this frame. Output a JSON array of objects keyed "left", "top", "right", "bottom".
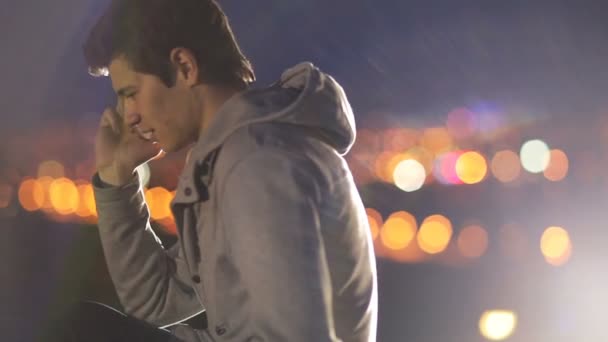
[
  {"left": 479, "top": 310, "right": 517, "bottom": 341},
  {"left": 393, "top": 159, "right": 426, "bottom": 192},
  {"left": 520, "top": 139, "right": 550, "bottom": 173}
]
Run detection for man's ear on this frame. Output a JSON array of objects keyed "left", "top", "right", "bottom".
[{"left": 169, "top": 47, "right": 199, "bottom": 87}]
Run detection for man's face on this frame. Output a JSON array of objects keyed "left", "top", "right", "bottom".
[{"left": 108, "top": 56, "right": 200, "bottom": 153}]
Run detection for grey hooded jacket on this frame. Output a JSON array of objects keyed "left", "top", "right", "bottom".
[{"left": 93, "top": 62, "right": 378, "bottom": 341}]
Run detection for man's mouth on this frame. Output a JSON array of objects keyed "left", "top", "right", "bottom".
[
  {"left": 141, "top": 131, "right": 155, "bottom": 141},
  {"left": 134, "top": 126, "right": 155, "bottom": 142}
]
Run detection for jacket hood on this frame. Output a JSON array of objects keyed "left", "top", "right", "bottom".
[{"left": 190, "top": 62, "right": 356, "bottom": 162}]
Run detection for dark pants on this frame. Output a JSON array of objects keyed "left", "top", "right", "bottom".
[{"left": 60, "top": 301, "right": 174, "bottom": 342}]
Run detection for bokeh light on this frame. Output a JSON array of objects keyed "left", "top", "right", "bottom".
[
  {"left": 434, "top": 151, "right": 464, "bottom": 185},
  {"left": 380, "top": 211, "right": 417, "bottom": 251},
  {"left": 157, "top": 190, "right": 178, "bottom": 235},
  {"left": 76, "top": 183, "right": 97, "bottom": 218},
  {"left": 417, "top": 214, "right": 453, "bottom": 254},
  {"left": 0, "top": 184, "right": 13, "bottom": 208},
  {"left": 540, "top": 226, "right": 572, "bottom": 266},
  {"left": 383, "top": 128, "right": 419, "bottom": 152},
  {"left": 479, "top": 310, "right": 517, "bottom": 341},
  {"left": 420, "top": 127, "right": 454, "bottom": 156},
  {"left": 393, "top": 159, "right": 426, "bottom": 192},
  {"left": 49, "top": 178, "right": 80, "bottom": 215},
  {"left": 543, "top": 149, "right": 569, "bottom": 182},
  {"left": 403, "top": 147, "right": 435, "bottom": 176},
  {"left": 145, "top": 187, "right": 173, "bottom": 221},
  {"left": 455, "top": 151, "right": 488, "bottom": 184},
  {"left": 37, "top": 176, "right": 55, "bottom": 211},
  {"left": 446, "top": 107, "right": 478, "bottom": 139},
  {"left": 457, "top": 224, "right": 489, "bottom": 258},
  {"left": 37, "top": 160, "right": 65, "bottom": 179},
  {"left": 374, "top": 151, "right": 397, "bottom": 182},
  {"left": 520, "top": 139, "right": 550, "bottom": 173},
  {"left": 365, "top": 208, "right": 382, "bottom": 241},
  {"left": 18, "top": 178, "right": 44, "bottom": 212},
  {"left": 491, "top": 150, "right": 521, "bottom": 183}
]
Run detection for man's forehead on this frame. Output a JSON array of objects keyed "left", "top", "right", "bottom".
[{"left": 108, "top": 57, "right": 139, "bottom": 91}]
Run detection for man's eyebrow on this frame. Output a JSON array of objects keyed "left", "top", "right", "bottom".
[{"left": 116, "top": 85, "right": 136, "bottom": 97}]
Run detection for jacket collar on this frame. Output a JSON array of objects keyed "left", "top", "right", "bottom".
[{"left": 172, "top": 148, "right": 220, "bottom": 205}]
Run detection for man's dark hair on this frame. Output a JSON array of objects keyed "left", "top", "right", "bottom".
[{"left": 84, "top": 0, "right": 255, "bottom": 87}]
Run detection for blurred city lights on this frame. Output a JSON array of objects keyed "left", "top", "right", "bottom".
[
  {"left": 380, "top": 211, "right": 417, "bottom": 251},
  {"left": 49, "top": 178, "right": 79, "bottom": 215},
  {"left": 383, "top": 128, "right": 419, "bottom": 152},
  {"left": 374, "top": 151, "right": 396, "bottom": 182},
  {"left": 446, "top": 107, "right": 478, "bottom": 139},
  {"left": 76, "top": 183, "right": 97, "bottom": 218},
  {"left": 491, "top": 150, "right": 521, "bottom": 183},
  {"left": 37, "top": 160, "right": 65, "bottom": 179},
  {"left": 457, "top": 224, "right": 489, "bottom": 258},
  {"left": 403, "top": 146, "right": 434, "bottom": 176},
  {"left": 417, "top": 214, "right": 452, "bottom": 254},
  {"left": 18, "top": 178, "right": 44, "bottom": 212},
  {"left": 37, "top": 176, "right": 55, "bottom": 211},
  {"left": 0, "top": 183, "right": 13, "bottom": 208},
  {"left": 365, "top": 208, "right": 382, "bottom": 241},
  {"left": 434, "top": 151, "right": 463, "bottom": 185},
  {"left": 543, "top": 149, "right": 569, "bottom": 182},
  {"left": 479, "top": 310, "right": 517, "bottom": 341},
  {"left": 520, "top": 139, "right": 550, "bottom": 173},
  {"left": 393, "top": 159, "right": 426, "bottom": 192},
  {"left": 145, "top": 187, "right": 173, "bottom": 221},
  {"left": 455, "top": 151, "right": 488, "bottom": 184},
  {"left": 540, "top": 226, "right": 572, "bottom": 266},
  {"left": 420, "top": 127, "right": 454, "bottom": 156}
]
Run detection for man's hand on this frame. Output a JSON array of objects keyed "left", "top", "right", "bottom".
[{"left": 95, "top": 107, "right": 164, "bottom": 186}]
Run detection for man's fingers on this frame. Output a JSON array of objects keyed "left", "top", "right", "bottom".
[{"left": 100, "top": 107, "right": 122, "bottom": 134}]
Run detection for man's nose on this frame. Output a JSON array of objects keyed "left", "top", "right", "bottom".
[{"left": 124, "top": 111, "right": 141, "bottom": 127}]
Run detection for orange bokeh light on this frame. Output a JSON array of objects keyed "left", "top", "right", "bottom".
[
  {"left": 37, "top": 176, "right": 55, "bottom": 211},
  {"left": 383, "top": 128, "right": 419, "bottom": 152},
  {"left": 18, "top": 178, "right": 44, "bottom": 211},
  {"left": 145, "top": 187, "right": 173, "bottom": 221},
  {"left": 417, "top": 214, "right": 453, "bottom": 254},
  {"left": 76, "top": 183, "right": 97, "bottom": 217},
  {"left": 457, "top": 224, "right": 489, "bottom": 258},
  {"left": 456, "top": 151, "right": 488, "bottom": 184},
  {"left": 0, "top": 184, "right": 13, "bottom": 208},
  {"left": 49, "top": 178, "right": 80, "bottom": 215},
  {"left": 541, "top": 226, "right": 572, "bottom": 266},
  {"left": 543, "top": 149, "right": 569, "bottom": 182},
  {"left": 374, "top": 151, "right": 397, "bottom": 182},
  {"left": 491, "top": 150, "right": 521, "bottom": 183},
  {"left": 380, "top": 211, "right": 417, "bottom": 251},
  {"left": 37, "top": 160, "right": 65, "bottom": 178},
  {"left": 420, "top": 127, "right": 454, "bottom": 156}
]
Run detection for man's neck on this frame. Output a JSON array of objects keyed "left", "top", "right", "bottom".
[{"left": 198, "top": 84, "right": 244, "bottom": 139}]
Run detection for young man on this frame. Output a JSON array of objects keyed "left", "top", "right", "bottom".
[{"left": 80, "top": 0, "right": 377, "bottom": 340}]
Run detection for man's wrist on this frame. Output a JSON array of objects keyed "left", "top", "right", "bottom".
[{"left": 96, "top": 169, "right": 137, "bottom": 187}]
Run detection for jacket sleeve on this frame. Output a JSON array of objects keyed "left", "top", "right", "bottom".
[
  {"left": 92, "top": 173, "right": 204, "bottom": 328},
  {"left": 220, "top": 148, "right": 340, "bottom": 341}
]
